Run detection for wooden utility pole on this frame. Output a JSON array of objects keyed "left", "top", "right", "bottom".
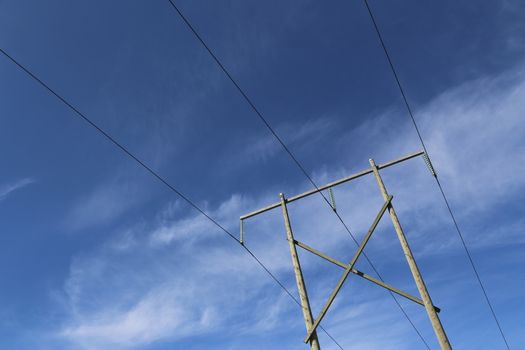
[
  {"left": 280, "top": 193, "right": 321, "bottom": 350},
  {"left": 369, "top": 158, "right": 451, "bottom": 350},
  {"left": 240, "top": 151, "right": 452, "bottom": 349}
]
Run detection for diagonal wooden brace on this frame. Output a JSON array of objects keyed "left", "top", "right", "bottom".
[
  {"left": 304, "top": 195, "right": 393, "bottom": 343},
  {"left": 294, "top": 239, "right": 440, "bottom": 313}
]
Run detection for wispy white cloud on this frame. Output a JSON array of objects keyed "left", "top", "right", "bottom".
[
  {"left": 62, "top": 183, "right": 132, "bottom": 231},
  {"left": 60, "top": 286, "right": 216, "bottom": 349},
  {"left": 0, "top": 178, "right": 34, "bottom": 201},
  {"left": 239, "top": 116, "right": 336, "bottom": 164},
  {"left": 56, "top": 190, "right": 298, "bottom": 349},
  {"left": 62, "top": 173, "right": 149, "bottom": 232},
  {"left": 54, "top": 63, "right": 525, "bottom": 349},
  {"left": 149, "top": 194, "right": 249, "bottom": 247}
]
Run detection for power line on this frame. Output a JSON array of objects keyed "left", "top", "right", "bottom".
[
  {"left": 165, "top": 1, "right": 431, "bottom": 348},
  {"left": 362, "top": 1, "right": 511, "bottom": 348},
  {"left": 0, "top": 47, "right": 343, "bottom": 350}
]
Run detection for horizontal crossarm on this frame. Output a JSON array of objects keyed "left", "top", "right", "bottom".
[
  {"left": 240, "top": 151, "right": 423, "bottom": 220},
  {"left": 294, "top": 239, "right": 440, "bottom": 313},
  {"left": 304, "top": 195, "right": 392, "bottom": 343}
]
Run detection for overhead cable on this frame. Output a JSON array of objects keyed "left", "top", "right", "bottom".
[
  {"left": 165, "top": 1, "right": 432, "bottom": 347},
  {"left": 362, "top": 1, "right": 511, "bottom": 348},
  {"left": 0, "top": 47, "right": 343, "bottom": 350}
]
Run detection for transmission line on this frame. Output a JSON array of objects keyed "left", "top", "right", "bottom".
[
  {"left": 165, "top": 1, "right": 432, "bottom": 348},
  {"left": 362, "top": 1, "right": 511, "bottom": 348},
  {"left": 0, "top": 47, "right": 343, "bottom": 350}
]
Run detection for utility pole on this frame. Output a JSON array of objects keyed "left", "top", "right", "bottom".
[
  {"left": 369, "top": 158, "right": 451, "bottom": 349},
  {"left": 240, "top": 151, "right": 452, "bottom": 349},
  {"left": 280, "top": 193, "right": 321, "bottom": 350}
]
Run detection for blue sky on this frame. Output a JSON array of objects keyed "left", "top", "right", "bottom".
[{"left": 0, "top": 0, "right": 524, "bottom": 349}]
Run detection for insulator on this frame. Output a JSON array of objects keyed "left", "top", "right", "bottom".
[
  {"left": 240, "top": 219, "right": 245, "bottom": 244},
  {"left": 328, "top": 188, "right": 337, "bottom": 212},
  {"left": 422, "top": 152, "right": 437, "bottom": 177}
]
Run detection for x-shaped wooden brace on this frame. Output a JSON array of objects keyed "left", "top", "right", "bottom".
[{"left": 302, "top": 195, "right": 440, "bottom": 343}]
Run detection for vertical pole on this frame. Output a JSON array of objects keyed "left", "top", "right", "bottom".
[
  {"left": 369, "top": 159, "right": 452, "bottom": 350},
  {"left": 280, "top": 193, "right": 321, "bottom": 350}
]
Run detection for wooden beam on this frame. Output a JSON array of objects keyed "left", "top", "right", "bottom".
[{"left": 240, "top": 151, "right": 424, "bottom": 220}]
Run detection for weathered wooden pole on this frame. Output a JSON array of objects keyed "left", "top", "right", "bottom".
[
  {"left": 369, "top": 159, "right": 452, "bottom": 350},
  {"left": 280, "top": 193, "right": 321, "bottom": 350}
]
